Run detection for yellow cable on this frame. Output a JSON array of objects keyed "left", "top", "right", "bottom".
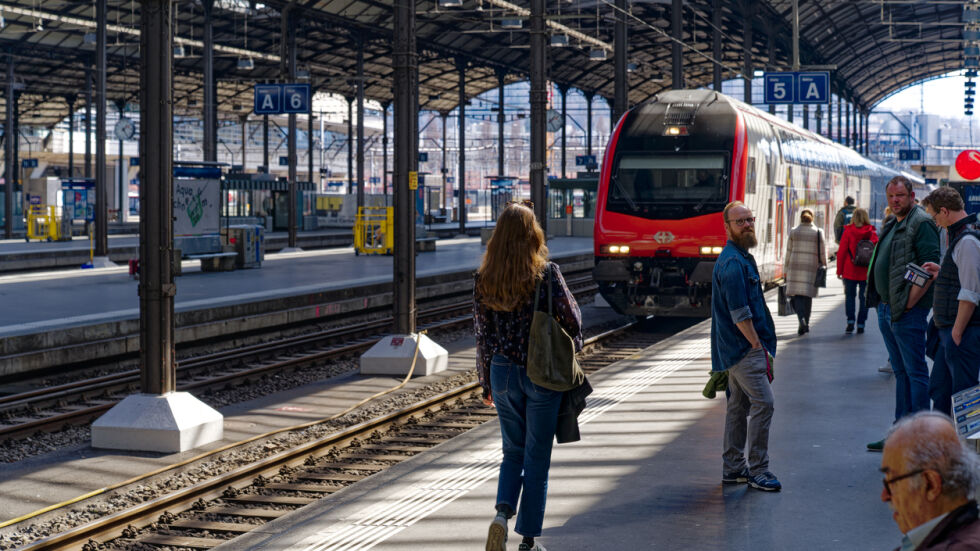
[{"left": 0, "top": 330, "right": 427, "bottom": 530}]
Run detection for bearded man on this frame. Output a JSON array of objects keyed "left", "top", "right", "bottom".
[{"left": 710, "top": 201, "right": 780, "bottom": 492}]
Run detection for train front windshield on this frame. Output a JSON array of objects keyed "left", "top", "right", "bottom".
[{"left": 607, "top": 154, "right": 729, "bottom": 220}]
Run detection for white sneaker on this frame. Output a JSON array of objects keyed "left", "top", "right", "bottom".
[
  {"left": 878, "top": 363, "right": 893, "bottom": 373},
  {"left": 486, "top": 513, "right": 508, "bottom": 551}
]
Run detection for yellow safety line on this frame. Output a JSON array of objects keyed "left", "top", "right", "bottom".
[{"left": 0, "top": 330, "right": 427, "bottom": 530}]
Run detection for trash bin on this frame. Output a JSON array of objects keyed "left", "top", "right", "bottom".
[{"left": 228, "top": 224, "right": 264, "bottom": 268}]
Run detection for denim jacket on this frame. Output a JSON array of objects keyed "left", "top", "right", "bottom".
[{"left": 710, "top": 240, "right": 777, "bottom": 372}]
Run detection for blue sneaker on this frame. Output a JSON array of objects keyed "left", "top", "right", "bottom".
[
  {"left": 486, "top": 512, "right": 507, "bottom": 551},
  {"left": 722, "top": 469, "right": 750, "bottom": 484},
  {"left": 748, "top": 471, "right": 781, "bottom": 491}
]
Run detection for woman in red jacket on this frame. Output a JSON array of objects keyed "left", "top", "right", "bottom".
[{"left": 837, "top": 207, "right": 878, "bottom": 334}]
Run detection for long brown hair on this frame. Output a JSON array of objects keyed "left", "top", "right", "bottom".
[{"left": 476, "top": 204, "right": 549, "bottom": 311}]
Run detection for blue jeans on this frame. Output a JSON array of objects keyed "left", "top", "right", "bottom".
[
  {"left": 877, "top": 303, "right": 930, "bottom": 421},
  {"left": 940, "top": 325, "right": 980, "bottom": 400},
  {"left": 490, "top": 354, "right": 562, "bottom": 538},
  {"left": 843, "top": 279, "right": 868, "bottom": 327}
]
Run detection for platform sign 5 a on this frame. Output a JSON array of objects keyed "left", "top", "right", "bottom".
[
  {"left": 899, "top": 149, "right": 922, "bottom": 161},
  {"left": 575, "top": 155, "right": 596, "bottom": 166},
  {"left": 282, "top": 84, "right": 310, "bottom": 114},
  {"left": 764, "top": 72, "right": 830, "bottom": 104},
  {"left": 764, "top": 73, "right": 796, "bottom": 104},
  {"left": 254, "top": 84, "right": 282, "bottom": 115}
]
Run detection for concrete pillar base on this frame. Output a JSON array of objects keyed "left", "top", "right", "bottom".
[
  {"left": 91, "top": 392, "right": 223, "bottom": 453},
  {"left": 89, "top": 255, "right": 118, "bottom": 268},
  {"left": 278, "top": 246, "right": 304, "bottom": 253},
  {"left": 360, "top": 333, "right": 448, "bottom": 377}
]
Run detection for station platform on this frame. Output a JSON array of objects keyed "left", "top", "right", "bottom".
[
  {"left": 0, "top": 275, "right": 906, "bottom": 550},
  {"left": 221, "top": 276, "right": 901, "bottom": 551},
  {"left": 0, "top": 221, "right": 494, "bottom": 274}
]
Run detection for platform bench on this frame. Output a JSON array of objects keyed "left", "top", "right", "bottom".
[
  {"left": 188, "top": 251, "right": 238, "bottom": 272},
  {"left": 415, "top": 237, "right": 437, "bottom": 252}
]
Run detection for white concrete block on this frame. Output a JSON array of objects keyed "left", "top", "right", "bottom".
[
  {"left": 360, "top": 334, "right": 448, "bottom": 377},
  {"left": 89, "top": 256, "right": 118, "bottom": 268},
  {"left": 91, "top": 392, "right": 223, "bottom": 453}
]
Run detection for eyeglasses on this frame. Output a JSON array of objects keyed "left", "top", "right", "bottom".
[
  {"left": 726, "top": 217, "right": 756, "bottom": 227},
  {"left": 882, "top": 468, "right": 924, "bottom": 495},
  {"left": 507, "top": 199, "right": 534, "bottom": 209}
]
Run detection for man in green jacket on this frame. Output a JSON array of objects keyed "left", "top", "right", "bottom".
[{"left": 866, "top": 176, "right": 940, "bottom": 451}]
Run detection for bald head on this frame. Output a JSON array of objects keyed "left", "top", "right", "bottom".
[{"left": 881, "top": 412, "right": 979, "bottom": 533}]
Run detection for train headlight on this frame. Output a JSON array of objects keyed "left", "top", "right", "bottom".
[
  {"left": 664, "top": 125, "right": 689, "bottom": 136},
  {"left": 700, "top": 246, "right": 723, "bottom": 256},
  {"left": 602, "top": 244, "right": 631, "bottom": 255}
]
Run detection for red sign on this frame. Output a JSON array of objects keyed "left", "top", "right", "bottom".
[
  {"left": 391, "top": 337, "right": 404, "bottom": 347},
  {"left": 955, "top": 150, "right": 980, "bottom": 181}
]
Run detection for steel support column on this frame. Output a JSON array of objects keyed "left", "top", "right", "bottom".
[
  {"left": 139, "top": 0, "right": 176, "bottom": 394},
  {"left": 585, "top": 91, "right": 594, "bottom": 157},
  {"left": 67, "top": 96, "right": 76, "bottom": 178},
  {"left": 308, "top": 106, "right": 314, "bottom": 187},
  {"left": 530, "top": 0, "right": 547, "bottom": 228},
  {"left": 202, "top": 0, "right": 217, "bottom": 162},
  {"left": 826, "top": 94, "right": 833, "bottom": 139},
  {"left": 95, "top": 0, "right": 108, "bottom": 255},
  {"left": 347, "top": 97, "right": 353, "bottom": 194},
  {"left": 356, "top": 39, "right": 365, "bottom": 211},
  {"left": 4, "top": 55, "right": 13, "bottom": 239},
  {"left": 559, "top": 85, "right": 568, "bottom": 179},
  {"left": 837, "top": 95, "right": 844, "bottom": 144},
  {"left": 281, "top": 6, "right": 298, "bottom": 248},
  {"left": 85, "top": 69, "right": 92, "bottom": 178},
  {"left": 802, "top": 104, "right": 808, "bottom": 130},
  {"left": 816, "top": 105, "right": 822, "bottom": 136},
  {"left": 382, "top": 102, "right": 389, "bottom": 196},
  {"left": 713, "top": 0, "right": 722, "bottom": 92},
  {"left": 864, "top": 111, "right": 870, "bottom": 156},
  {"left": 612, "top": 0, "right": 627, "bottom": 123},
  {"left": 742, "top": 0, "right": 753, "bottom": 104},
  {"left": 497, "top": 70, "right": 505, "bottom": 179},
  {"left": 787, "top": 104, "right": 793, "bottom": 123},
  {"left": 457, "top": 57, "right": 467, "bottom": 233},
  {"left": 845, "top": 101, "right": 851, "bottom": 147},
  {"left": 392, "top": 0, "right": 418, "bottom": 334},
  {"left": 262, "top": 114, "right": 269, "bottom": 172},
  {"left": 441, "top": 112, "right": 448, "bottom": 210},
  {"left": 240, "top": 114, "right": 247, "bottom": 168},
  {"left": 671, "top": 0, "right": 683, "bottom": 89},
  {"left": 767, "top": 28, "right": 775, "bottom": 114}
]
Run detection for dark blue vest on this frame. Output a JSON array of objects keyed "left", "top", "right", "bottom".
[{"left": 934, "top": 213, "right": 980, "bottom": 328}]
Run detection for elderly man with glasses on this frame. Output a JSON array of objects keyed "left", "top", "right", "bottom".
[
  {"left": 710, "top": 201, "right": 779, "bottom": 491},
  {"left": 881, "top": 411, "right": 980, "bottom": 551}
]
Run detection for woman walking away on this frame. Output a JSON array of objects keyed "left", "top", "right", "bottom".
[
  {"left": 837, "top": 208, "right": 878, "bottom": 334},
  {"left": 475, "top": 202, "right": 583, "bottom": 551},
  {"left": 785, "top": 209, "right": 827, "bottom": 335}
]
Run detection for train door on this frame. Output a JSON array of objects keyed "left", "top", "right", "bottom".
[{"left": 773, "top": 183, "right": 786, "bottom": 278}]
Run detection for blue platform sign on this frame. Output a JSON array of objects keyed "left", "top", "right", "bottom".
[
  {"left": 764, "top": 73, "right": 796, "bottom": 104},
  {"left": 254, "top": 84, "right": 282, "bottom": 115},
  {"left": 21, "top": 158, "right": 37, "bottom": 168},
  {"left": 575, "top": 155, "right": 596, "bottom": 166},
  {"left": 899, "top": 149, "right": 922, "bottom": 161},
  {"left": 282, "top": 84, "right": 310, "bottom": 114},
  {"left": 797, "top": 72, "right": 830, "bottom": 104},
  {"left": 418, "top": 152, "right": 428, "bottom": 163},
  {"left": 279, "top": 156, "right": 289, "bottom": 166}
]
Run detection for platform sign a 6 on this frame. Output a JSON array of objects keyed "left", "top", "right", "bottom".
[
  {"left": 282, "top": 84, "right": 311, "bottom": 114},
  {"left": 764, "top": 73, "right": 795, "bottom": 104}
]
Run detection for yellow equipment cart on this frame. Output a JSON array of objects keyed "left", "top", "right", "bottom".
[{"left": 353, "top": 206, "right": 393, "bottom": 255}]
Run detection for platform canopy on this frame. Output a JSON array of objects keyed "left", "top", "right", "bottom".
[{"left": 0, "top": 0, "right": 967, "bottom": 127}]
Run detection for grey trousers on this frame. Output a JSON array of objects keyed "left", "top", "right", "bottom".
[{"left": 722, "top": 347, "right": 775, "bottom": 476}]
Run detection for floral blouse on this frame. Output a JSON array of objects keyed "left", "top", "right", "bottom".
[{"left": 473, "top": 261, "right": 583, "bottom": 398}]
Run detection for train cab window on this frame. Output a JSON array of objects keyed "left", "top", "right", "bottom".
[
  {"left": 746, "top": 157, "right": 757, "bottom": 195},
  {"left": 608, "top": 154, "right": 729, "bottom": 220}
]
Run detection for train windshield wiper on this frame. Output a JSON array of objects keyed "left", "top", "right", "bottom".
[{"left": 611, "top": 174, "right": 639, "bottom": 211}]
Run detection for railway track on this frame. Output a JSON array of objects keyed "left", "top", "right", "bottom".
[
  {"left": 10, "top": 317, "right": 691, "bottom": 551},
  {"left": 0, "top": 275, "right": 597, "bottom": 443}
]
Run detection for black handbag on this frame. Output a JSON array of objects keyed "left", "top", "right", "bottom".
[
  {"left": 815, "top": 230, "right": 827, "bottom": 288},
  {"left": 526, "top": 265, "right": 584, "bottom": 392},
  {"left": 777, "top": 285, "right": 795, "bottom": 316}
]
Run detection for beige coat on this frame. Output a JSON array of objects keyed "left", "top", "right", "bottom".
[{"left": 785, "top": 222, "right": 826, "bottom": 297}]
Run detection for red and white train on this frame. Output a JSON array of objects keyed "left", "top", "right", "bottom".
[{"left": 593, "top": 89, "right": 921, "bottom": 317}]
